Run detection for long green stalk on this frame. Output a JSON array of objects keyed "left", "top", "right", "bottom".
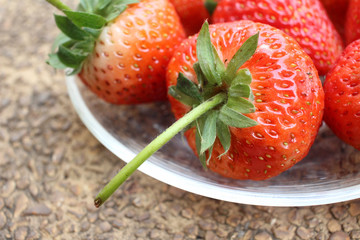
[
  {"left": 46, "top": 0, "right": 72, "bottom": 11},
  {"left": 94, "top": 92, "right": 227, "bottom": 207}
]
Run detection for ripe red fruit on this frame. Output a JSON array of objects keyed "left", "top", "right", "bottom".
[
  {"left": 345, "top": 0, "right": 360, "bottom": 45},
  {"left": 169, "top": 0, "right": 220, "bottom": 36},
  {"left": 320, "top": 0, "right": 349, "bottom": 38},
  {"left": 212, "top": 0, "right": 344, "bottom": 76},
  {"left": 48, "top": 0, "right": 185, "bottom": 104},
  {"left": 93, "top": 20, "right": 325, "bottom": 206},
  {"left": 324, "top": 39, "right": 360, "bottom": 150},
  {"left": 166, "top": 21, "right": 324, "bottom": 180}
]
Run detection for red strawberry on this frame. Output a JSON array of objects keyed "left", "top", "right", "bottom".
[
  {"left": 324, "top": 39, "right": 360, "bottom": 150},
  {"left": 320, "top": 0, "right": 349, "bottom": 38},
  {"left": 166, "top": 21, "right": 324, "bottom": 180},
  {"left": 345, "top": 0, "right": 360, "bottom": 45},
  {"left": 94, "top": 20, "right": 324, "bottom": 207},
  {"left": 47, "top": 0, "right": 185, "bottom": 104},
  {"left": 212, "top": 0, "right": 344, "bottom": 76},
  {"left": 169, "top": 0, "right": 220, "bottom": 36}
]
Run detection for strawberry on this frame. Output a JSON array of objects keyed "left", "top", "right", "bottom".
[
  {"left": 94, "top": 20, "right": 324, "bottom": 207},
  {"left": 320, "top": 0, "right": 349, "bottom": 38},
  {"left": 345, "top": 0, "right": 360, "bottom": 45},
  {"left": 166, "top": 21, "right": 324, "bottom": 180},
  {"left": 324, "top": 39, "right": 360, "bottom": 150},
  {"left": 47, "top": 0, "right": 185, "bottom": 104},
  {"left": 169, "top": 0, "right": 220, "bottom": 36},
  {"left": 212, "top": 0, "right": 344, "bottom": 76}
]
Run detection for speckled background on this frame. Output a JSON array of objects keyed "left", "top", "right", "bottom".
[{"left": 1, "top": 1, "right": 360, "bottom": 239}]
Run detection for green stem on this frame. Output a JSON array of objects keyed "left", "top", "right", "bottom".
[
  {"left": 46, "top": 0, "right": 72, "bottom": 12},
  {"left": 94, "top": 92, "right": 227, "bottom": 208}
]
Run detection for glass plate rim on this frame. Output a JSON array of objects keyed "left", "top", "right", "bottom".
[{"left": 66, "top": 75, "right": 360, "bottom": 207}]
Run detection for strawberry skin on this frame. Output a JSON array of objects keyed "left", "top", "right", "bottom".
[
  {"left": 320, "top": 0, "right": 349, "bottom": 38},
  {"left": 324, "top": 40, "right": 360, "bottom": 150},
  {"left": 212, "top": 0, "right": 344, "bottom": 76},
  {"left": 169, "top": 0, "right": 220, "bottom": 36},
  {"left": 79, "top": 0, "right": 185, "bottom": 104},
  {"left": 345, "top": 0, "right": 360, "bottom": 45},
  {"left": 166, "top": 21, "right": 324, "bottom": 180}
]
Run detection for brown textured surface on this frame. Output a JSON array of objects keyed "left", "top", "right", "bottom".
[{"left": 1, "top": 1, "right": 360, "bottom": 239}]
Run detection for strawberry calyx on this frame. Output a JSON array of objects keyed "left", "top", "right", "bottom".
[
  {"left": 46, "top": 0, "right": 139, "bottom": 75},
  {"left": 93, "top": 21, "right": 260, "bottom": 208},
  {"left": 169, "top": 21, "right": 259, "bottom": 167}
]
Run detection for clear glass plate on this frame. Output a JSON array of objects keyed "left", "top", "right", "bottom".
[{"left": 66, "top": 75, "right": 360, "bottom": 207}]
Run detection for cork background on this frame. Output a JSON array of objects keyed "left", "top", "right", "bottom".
[{"left": 1, "top": 0, "right": 360, "bottom": 239}]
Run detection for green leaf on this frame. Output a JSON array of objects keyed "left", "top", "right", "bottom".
[
  {"left": 168, "top": 86, "right": 199, "bottom": 107},
  {"left": 106, "top": 0, "right": 138, "bottom": 7},
  {"left": 219, "top": 106, "right": 258, "bottom": 128},
  {"left": 196, "top": 130, "right": 207, "bottom": 169},
  {"left": 57, "top": 45, "right": 88, "bottom": 68},
  {"left": 200, "top": 111, "right": 218, "bottom": 154},
  {"left": 61, "top": 39, "right": 78, "bottom": 49},
  {"left": 216, "top": 120, "right": 231, "bottom": 158},
  {"left": 82, "top": 27, "right": 102, "bottom": 38},
  {"left": 231, "top": 68, "right": 252, "bottom": 85},
  {"left": 51, "top": 33, "right": 71, "bottom": 53},
  {"left": 211, "top": 44, "right": 226, "bottom": 78},
  {"left": 47, "top": 53, "right": 68, "bottom": 69},
  {"left": 64, "top": 10, "right": 107, "bottom": 29},
  {"left": 197, "top": 21, "right": 222, "bottom": 85},
  {"left": 168, "top": 73, "right": 204, "bottom": 106},
  {"left": 226, "top": 96, "right": 256, "bottom": 114},
  {"left": 225, "top": 32, "right": 259, "bottom": 82},
  {"left": 112, "top": 0, "right": 139, "bottom": 6},
  {"left": 193, "top": 62, "right": 205, "bottom": 88},
  {"left": 96, "top": 0, "right": 112, "bottom": 11},
  {"left": 72, "top": 40, "right": 94, "bottom": 53},
  {"left": 54, "top": 15, "right": 90, "bottom": 40},
  {"left": 177, "top": 73, "right": 203, "bottom": 102},
  {"left": 228, "top": 84, "right": 251, "bottom": 98},
  {"left": 79, "top": 0, "right": 96, "bottom": 12},
  {"left": 249, "top": 90, "right": 254, "bottom": 102},
  {"left": 204, "top": 0, "right": 218, "bottom": 15},
  {"left": 104, "top": 5, "right": 127, "bottom": 21},
  {"left": 206, "top": 144, "right": 214, "bottom": 163},
  {"left": 227, "top": 78, "right": 256, "bottom": 114},
  {"left": 97, "top": 0, "right": 139, "bottom": 21},
  {"left": 194, "top": 62, "right": 218, "bottom": 99}
]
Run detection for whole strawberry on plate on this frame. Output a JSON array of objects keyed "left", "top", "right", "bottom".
[
  {"left": 169, "top": 0, "right": 220, "bottom": 36},
  {"left": 212, "top": 0, "right": 344, "bottom": 76},
  {"left": 345, "top": 0, "right": 360, "bottom": 45},
  {"left": 324, "top": 39, "right": 360, "bottom": 150},
  {"left": 94, "top": 20, "right": 324, "bottom": 207},
  {"left": 47, "top": 0, "right": 185, "bottom": 104}
]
